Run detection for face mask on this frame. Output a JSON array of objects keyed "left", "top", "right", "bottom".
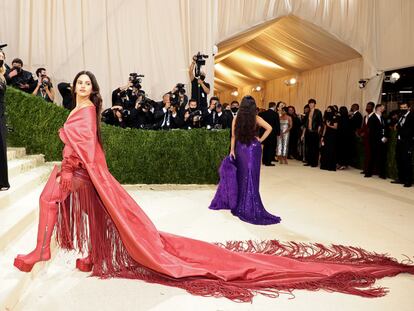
[
  {"left": 200, "top": 75, "right": 205, "bottom": 81},
  {"left": 400, "top": 108, "right": 408, "bottom": 114},
  {"left": 189, "top": 107, "right": 196, "bottom": 112},
  {"left": 0, "top": 60, "right": 3, "bottom": 67},
  {"left": 231, "top": 107, "right": 238, "bottom": 113}
]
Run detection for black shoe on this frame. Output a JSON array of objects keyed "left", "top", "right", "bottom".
[
  {"left": 264, "top": 163, "right": 275, "bottom": 167},
  {"left": 403, "top": 184, "right": 412, "bottom": 188},
  {"left": 364, "top": 174, "right": 372, "bottom": 178},
  {"left": 379, "top": 175, "right": 387, "bottom": 179},
  {"left": 391, "top": 180, "right": 403, "bottom": 184},
  {"left": 303, "top": 163, "right": 310, "bottom": 166},
  {"left": 360, "top": 171, "right": 366, "bottom": 174}
]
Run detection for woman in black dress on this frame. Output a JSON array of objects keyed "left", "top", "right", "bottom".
[
  {"left": 0, "top": 50, "right": 10, "bottom": 190},
  {"left": 337, "top": 106, "right": 353, "bottom": 170},
  {"left": 320, "top": 106, "right": 338, "bottom": 171}
]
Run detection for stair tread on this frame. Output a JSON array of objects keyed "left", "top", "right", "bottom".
[{"left": 0, "top": 184, "right": 43, "bottom": 237}]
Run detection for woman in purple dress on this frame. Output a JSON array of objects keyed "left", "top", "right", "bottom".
[{"left": 210, "top": 96, "right": 281, "bottom": 225}]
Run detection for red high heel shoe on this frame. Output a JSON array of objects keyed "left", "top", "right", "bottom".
[{"left": 76, "top": 255, "right": 93, "bottom": 272}]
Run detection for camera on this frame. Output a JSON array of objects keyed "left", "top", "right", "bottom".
[
  {"left": 129, "top": 72, "right": 144, "bottom": 90},
  {"left": 193, "top": 52, "right": 208, "bottom": 78},
  {"left": 171, "top": 83, "right": 186, "bottom": 105},
  {"left": 13, "top": 66, "right": 22, "bottom": 74},
  {"left": 40, "top": 75, "right": 51, "bottom": 89}
]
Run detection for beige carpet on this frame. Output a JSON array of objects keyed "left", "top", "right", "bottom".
[{"left": 13, "top": 161, "right": 414, "bottom": 311}]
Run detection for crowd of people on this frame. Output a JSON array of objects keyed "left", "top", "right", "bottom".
[
  {"left": 1, "top": 50, "right": 413, "bottom": 188},
  {"left": 259, "top": 99, "right": 414, "bottom": 188}
]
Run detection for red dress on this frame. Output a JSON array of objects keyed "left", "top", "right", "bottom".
[{"left": 33, "top": 106, "right": 414, "bottom": 302}]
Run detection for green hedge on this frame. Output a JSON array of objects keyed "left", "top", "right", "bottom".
[{"left": 5, "top": 88, "right": 230, "bottom": 184}]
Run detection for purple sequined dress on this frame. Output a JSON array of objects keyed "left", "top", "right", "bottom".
[{"left": 209, "top": 138, "right": 281, "bottom": 225}]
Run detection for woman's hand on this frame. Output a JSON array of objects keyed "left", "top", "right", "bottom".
[{"left": 230, "top": 149, "right": 236, "bottom": 159}]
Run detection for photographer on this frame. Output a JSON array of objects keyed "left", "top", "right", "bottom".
[
  {"left": 183, "top": 99, "right": 203, "bottom": 129},
  {"left": 203, "top": 96, "right": 219, "bottom": 129},
  {"left": 154, "top": 93, "right": 183, "bottom": 130},
  {"left": 57, "top": 82, "right": 74, "bottom": 110},
  {"left": 171, "top": 83, "right": 188, "bottom": 112},
  {"left": 5, "top": 58, "right": 34, "bottom": 93},
  {"left": 101, "top": 105, "right": 126, "bottom": 128},
  {"left": 32, "top": 68, "right": 54, "bottom": 103},
  {"left": 189, "top": 53, "right": 210, "bottom": 110},
  {"left": 109, "top": 73, "right": 144, "bottom": 127},
  {"left": 130, "top": 92, "right": 155, "bottom": 129}
]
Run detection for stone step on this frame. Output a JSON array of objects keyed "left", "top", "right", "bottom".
[
  {"left": 6, "top": 147, "right": 27, "bottom": 161},
  {"left": 8, "top": 154, "right": 45, "bottom": 180},
  {"left": 0, "top": 184, "right": 44, "bottom": 251},
  {"left": 0, "top": 163, "right": 58, "bottom": 210},
  {"left": 0, "top": 224, "right": 57, "bottom": 311}
]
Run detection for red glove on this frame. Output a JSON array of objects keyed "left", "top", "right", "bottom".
[{"left": 60, "top": 158, "right": 73, "bottom": 192}]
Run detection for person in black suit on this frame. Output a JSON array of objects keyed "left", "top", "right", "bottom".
[
  {"left": 365, "top": 103, "right": 387, "bottom": 178},
  {"left": 301, "top": 99, "right": 323, "bottom": 167},
  {"left": 0, "top": 50, "right": 10, "bottom": 190},
  {"left": 153, "top": 93, "right": 183, "bottom": 130},
  {"left": 258, "top": 102, "right": 280, "bottom": 166},
  {"left": 358, "top": 102, "right": 375, "bottom": 174},
  {"left": 349, "top": 103, "right": 363, "bottom": 166},
  {"left": 392, "top": 102, "right": 414, "bottom": 187},
  {"left": 203, "top": 97, "right": 219, "bottom": 129}
]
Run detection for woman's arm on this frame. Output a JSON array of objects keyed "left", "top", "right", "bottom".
[
  {"left": 257, "top": 116, "right": 272, "bottom": 143},
  {"left": 230, "top": 117, "right": 236, "bottom": 158},
  {"left": 287, "top": 116, "right": 292, "bottom": 132}
]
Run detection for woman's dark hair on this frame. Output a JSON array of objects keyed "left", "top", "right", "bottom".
[
  {"left": 339, "top": 106, "right": 348, "bottom": 118},
  {"left": 71, "top": 71, "right": 103, "bottom": 146},
  {"left": 235, "top": 96, "right": 257, "bottom": 144},
  {"left": 324, "top": 105, "right": 335, "bottom": 122}
]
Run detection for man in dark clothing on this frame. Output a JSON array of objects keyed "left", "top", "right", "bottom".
[
  {"left": 259, "top": 102, "right": 280, "bottom": 166},
  {"left": 5, "top": 58, "right": 34, "bottom": 93},
  {"left": 188, "top": 59, "right": 210, "bottom": 110},
  {"left": 301, "top": 99, "right": 323, "bottom": 167},
  {"left": 365, "top": 103, "right": 388, "bottom": 179},
  {"left": 392, "top": 102, "right": 414, "bottom": 187}
]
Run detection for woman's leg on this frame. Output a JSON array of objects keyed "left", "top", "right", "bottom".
[{"left": 14, "top": 166, "right": 70, "bottom": 272}]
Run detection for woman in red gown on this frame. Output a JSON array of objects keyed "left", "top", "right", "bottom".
[{"left": 14, "top": 71, "right": 413, "bottom": 302}]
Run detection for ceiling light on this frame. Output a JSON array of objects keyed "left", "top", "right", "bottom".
[
  {"left": 255, "top": 86, "right": 261, "bottom": 92},
  {"left": 391, "top": 72, "right": 400, "bottom": 81},
  {"left": 231, "top": 90, "right": 239, "bottom": 96},
  {"left": 284, "top": 78, "right": 298, "bottom": 86}
]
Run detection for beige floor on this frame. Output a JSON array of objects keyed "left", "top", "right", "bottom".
[{"left": 14, "top": 161, "right": 414, "bottom": 311}]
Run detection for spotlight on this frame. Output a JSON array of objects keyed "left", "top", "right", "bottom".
[
  {"left": 255, "top": 86, "right": 261, "bottom": 92},
  {"left": 284, "top": 78, "right": 298, "bottom": 86},
  {"left": 358, "top": 79, "right": 367, "bottom": 89},
  {"left": 231, "top": 90, "right": 239, "bottom": 96},
  {"left": 390, "top": 72, "right": 400, "bottom": 83}
]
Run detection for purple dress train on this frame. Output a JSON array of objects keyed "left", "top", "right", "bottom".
[{"left": 210, "top": 138, "right": 281, "bottom": 225}]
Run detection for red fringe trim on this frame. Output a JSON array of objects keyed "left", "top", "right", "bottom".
[{"left": 55, "top": 173, "right": 414, "bottom": 303}]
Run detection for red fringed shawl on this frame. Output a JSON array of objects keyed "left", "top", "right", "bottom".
[{"left": 55, "top": 106, "right": 413, "bottom": 302}]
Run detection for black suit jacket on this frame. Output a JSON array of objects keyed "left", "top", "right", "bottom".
[
  {"left": 397, "top": 111, "right": 414, "bottom": 148},
  {"left": 368, "top": 113, "right": 387, "bottom": 145},
  {"left": 258, "top": 109, "right": 280, "bottom": 139},
  {"left": 349, "top": 111, "right": 363, "bottom": 132}
]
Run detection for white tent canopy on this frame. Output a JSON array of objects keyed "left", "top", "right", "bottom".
[{"left": 1, "top": 0, "right": 413, "bottom": 108}]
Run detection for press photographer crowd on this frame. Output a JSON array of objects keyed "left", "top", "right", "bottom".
[{"left": 1, "top": 46, "right": 413, "bottom": 188}]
